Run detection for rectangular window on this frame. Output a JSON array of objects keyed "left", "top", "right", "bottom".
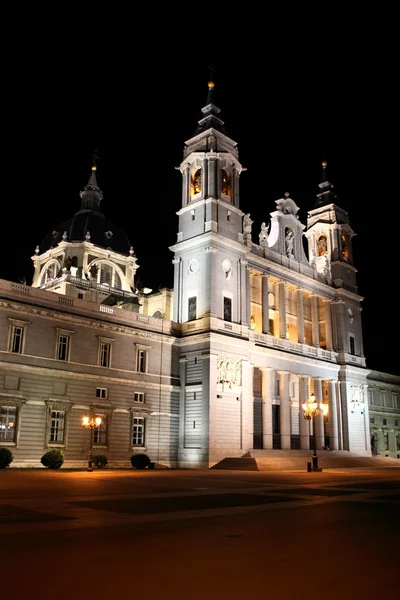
[
  {"left": 395, "top": 419, "right": 398, "bottom": 427},
  {"left": 136, "top": 350, "right": 147, "bottom": 373},
  {"left": 96, "top": 388, "right": 108, "bottom": 399},
  {"left": 370, "top": 417, "right": 375, "bottom": 424},
  {"left": 384, "top": 432, "right": 389, "bottom": 451},
  {"left": 134, "top": 392, "right": 145, "bottom": 403},
  {"left": 383, "top": 418, "right": 387, "bottom": 425},
  {"left": 0, "top": 406, "right": 17, "bottom": 442},
  {"left": 9, "top": 325, "right": 25, "bottom": 354},
  {"left": 93, "top": 415, "right": 107, "bottom": 445},
  {"left": 57, "top": 334, "right": 70, "bottom": 361},
  {"left": 132, "top": 417, "right": 145, "bottom": 446},
  {"left": 223, "top": 297, "right": 232, "bottom": 322},
  {"left": 50, "top": 410, "right": 65, "bottom": 443},
  {"left": 349, "top": 335, "right": 355, "bottom": 355},
  {"left": 188, "top": 296, "right": 197, "bottom": 321},
  {"left": 100, "top": 343, "right": 111, "bottom": 367}
]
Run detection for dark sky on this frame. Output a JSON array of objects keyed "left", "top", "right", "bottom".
[{"left": 4, "top": 61, "right": 398, "bottom": 377}]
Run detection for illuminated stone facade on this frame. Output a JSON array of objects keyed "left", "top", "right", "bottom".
[{"left": 0, "top": 83, "right": 399, "bottom": 468}]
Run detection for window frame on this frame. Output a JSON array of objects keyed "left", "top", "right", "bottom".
[
  {"left": 132, "top": 415, "right": 146, "bottom": 447},
  {"left": 135, "top": 344, "right": 150, "bottom": 374},
  {"left": 8, "top": 319, "right": 29, "bottom": 354},
  {"left": 55, "top": 328, "right": 74, "bottom": 361},
  {"left": 45, "top": 400, "right": 71, "bottom": 448},
  {"left": 134, "top": 392, "right": 145, "bottom": 404},
  {"left": 0, "top": 396, "right": 26, "bottom": 448},
  {"left": 96, "top": 388, "right": 108, "bottom": 400},
  {"left": 98, "top": 337, "right": 114, "bottom": 368}
]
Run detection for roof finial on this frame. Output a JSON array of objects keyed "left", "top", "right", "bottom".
[
  {"left": 92, "top": 149, "right": 99, "bottom": 171},
  {"left": 208, "top": 64, "right": 216, "bottom": 89}
]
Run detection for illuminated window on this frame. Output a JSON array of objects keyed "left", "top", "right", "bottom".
[
  {"left": 132, "top": 417, "right": 145, "bottom": 446},
  {"left": 0, "top": 406, "right": 17, "bottom": 442},
  {"left": 317, "top": 234, "right": 328, "bottom": 256},
  {"left": 190, "top": 169, "right": 202, "bottom": 195},
  {"left": 341, "top": 235, "right": 349, "bottom": 261}
]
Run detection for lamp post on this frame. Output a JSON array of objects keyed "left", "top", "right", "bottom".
[
  {"left": 82, "top": 415, "right": 102, "bottom": 472},
  {"left": 302, "top": 393, "right": 328, "bottom": 471}
]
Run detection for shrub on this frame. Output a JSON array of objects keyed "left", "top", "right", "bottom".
[
  {"left": 41, "top": 449, "right": 64, "bottom": 469},
  {"left": 130, "top": 453, "right": 151, "bottom": 469},
  {"left": 93, "top": 454, "right": 108, "bottom": 468},
  {"left": 0, "top": 447, "right": 13, "bottom": 469}
]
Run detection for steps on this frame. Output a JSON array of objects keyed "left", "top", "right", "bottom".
[{"left": 211, "top": 450, "right": 400, "bottom": 471}]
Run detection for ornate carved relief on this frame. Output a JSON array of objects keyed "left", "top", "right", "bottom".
[{"left": 217, "top": 358, "right": 242, "bottom": 389}]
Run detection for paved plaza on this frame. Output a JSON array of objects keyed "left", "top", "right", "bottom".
[{"left": 1, "top": 466, "right": 399, "bottom": 599}]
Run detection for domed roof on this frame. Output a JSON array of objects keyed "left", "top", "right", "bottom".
[
  {"left": 39, "top": 165, "right": 132, "bottom": 255},
  {"left": 39, "top": 211, "right": 132, "bottom": 255}
]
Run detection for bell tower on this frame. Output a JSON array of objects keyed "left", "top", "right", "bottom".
[
  {"left": 171, "top": 79, "right": 247, "bottom": 324},
  {"left": 305, "top": 161, "right": 357, "bottom": 293}
]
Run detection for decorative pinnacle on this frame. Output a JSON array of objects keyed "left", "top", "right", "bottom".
[
  {"left": 208, "top": 80, "right": 215, "bottom": 90},
  {"left": 322, "top": 161, "right": 328, "bottom": 168}
]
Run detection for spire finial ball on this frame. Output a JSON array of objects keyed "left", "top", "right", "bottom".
[{"left": 208, "top": 80, "right": 215, "bottom": 90}]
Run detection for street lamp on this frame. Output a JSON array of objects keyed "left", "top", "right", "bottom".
[
  {"left": 82, "top": 415, "right": 102, "bottom": 472},
  {"left": 302, "top": 393, "right": 329, "bottom": 471}
]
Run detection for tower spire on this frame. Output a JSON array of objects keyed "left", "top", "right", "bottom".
[{"left": 78, "top": 152, "right": 104, "bottom": 213}]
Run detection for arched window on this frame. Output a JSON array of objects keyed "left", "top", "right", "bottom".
[
  {"left": 317, "top": 234, "right": 328, "bottom": 256},
  {"left": 190, "top": 169, "right": 201, "bottom": 196}
]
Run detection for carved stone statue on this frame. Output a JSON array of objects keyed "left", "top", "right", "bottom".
[
  {"left": 285, "top": 229, "right": 294, "bottom": 258},
  {"left": 243, "top": 213, "right": 253, "bottom": 235},
  {"left": 259, "top": 222, "right": 268, "bottom": 244}
]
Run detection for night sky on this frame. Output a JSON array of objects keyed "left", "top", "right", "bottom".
[{"left": 4, "top": 62, "right": 398, "bottom": 377}]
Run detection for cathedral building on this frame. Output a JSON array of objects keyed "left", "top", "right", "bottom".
[{"left": 1, "top": 81, "right": 399, "bottom": 468}]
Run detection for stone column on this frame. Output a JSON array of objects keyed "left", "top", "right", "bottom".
[
  {"left": 182, "top": 164, "right": 190, "bottom": 206},
  {"left": 239, "top": 259, "right": 248, "bottom": 326},
  {"left": 172, "top": 257, "right": 182, "bottom": 322},
  {"left": 246, "top": 266, "right": 251, "bottom": 327},
  {"left": 278, "top": 371, "right": 291, "bottom": 449},
  {"left": 261, "top": 367, "right": 274, "bottom": 449},
  {"left": 313, "top": 378, "right": 325, "bottom": 449},
  {"left": 241, "top": 361, "right": 254, "bottom": 450},
  {"left": 311, "top": 294, "right": 320, "bottom": 347},
  {"left": 297, "top": 287, "right": 305, "bottom": 343},
  {"left": 262, "top": 274, "right": 270, "bottom": 334},
  {"left": 324, "top": 300, "right": 333, "bottom": 350},
  {"left": 202, "top": 158, "right": 208, "bottom": 199},
  {"left": 208, "top": 157, "right": 217, "bottom": 198},
  {"left": 205, "top": 246, "right": 217, "bottom": 317},
  {"left": 327, "top": 379, "right": 339, "bottom": 450},
  {"left": 178, "top": 358, "right": 187, "bottom": 457},
  {"left": 278, "top": 281, "right": 287, "bottom": 339},
  {"left": 299, "top": 375, "right": 310, "bottom": 449}
]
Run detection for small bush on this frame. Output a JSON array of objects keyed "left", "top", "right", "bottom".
[
  {"left": 0, "top": 447, "right": 13, "bottom": 469},
  {"left": 93, "top": 454, "right": 108, "bottom": 468},
  {"left": 41, "top": 449, "right": 64, "bottom": 469},
  {"left": 130, "top": 453, "right": 151, "bottom": 469}
]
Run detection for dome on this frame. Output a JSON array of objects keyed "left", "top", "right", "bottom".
[
  {"left": 39, "top": 210, "right": 132, "bottom": 255},
  {"left": 39, "top": 165, "right": 132, "bottom": 256}
]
